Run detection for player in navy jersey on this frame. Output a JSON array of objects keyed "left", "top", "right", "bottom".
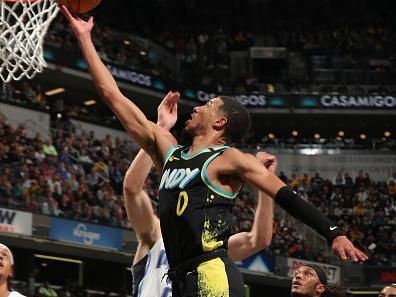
[
  {"left": 63, "top": 7, "right": 367, "bottom": 297},
  {"left": 124, "top": 93, "right": 276, "bottom": 297}
]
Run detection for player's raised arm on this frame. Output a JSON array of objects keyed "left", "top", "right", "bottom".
[
  {"left": 215, "top": 148, "right": 368, "bottom": 262},
  {"left": 228, "top": 152, "right": 275, "bottom": 261},
  {"left": 60, "top": 6, "right": 177, "bottom": 165},
  {"left": 124, "top": 150, "right": 160, "bottom": 263},
  {"left": 123, "top": 92, "right": 179, "bottom": 263}
]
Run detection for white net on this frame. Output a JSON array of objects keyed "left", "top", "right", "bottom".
[{"left": 0, "top": 0, "right": 59, "bottom": 83}]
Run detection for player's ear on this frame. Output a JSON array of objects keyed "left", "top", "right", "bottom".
[
  {"left": 9, "top": 266, "right": 14, "bottom": 278},
  {"left": 213, "top": 116, "right": 227, "bottom": 131},
  {"left": 316, "top": 284, "right": 325, "bottom": 295}
]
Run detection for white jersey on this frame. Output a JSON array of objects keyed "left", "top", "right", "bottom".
[
  {"left": 132, "top": 237, "right": 172, "bottom": 297},
  {"left": 9, "top": 291, "right": 26, "bottom": 297}
]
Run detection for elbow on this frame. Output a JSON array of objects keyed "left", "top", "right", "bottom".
[
  {"left": 96, "top": 80, "right": 123, "bottom": 103},
  {"left": 101, "top": 87, "right": 120, "bottom": 103},
  {"left": 123, "top": 179, "right": 141, "bottom": 199}
]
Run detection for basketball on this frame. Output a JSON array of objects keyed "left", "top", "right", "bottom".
[{"left": 58, "top": 0, "right": 101, "bottom": 14}]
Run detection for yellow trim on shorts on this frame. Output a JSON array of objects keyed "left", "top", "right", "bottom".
[{"left": 197, "top": 257, "right": 229, "bottom": 297}]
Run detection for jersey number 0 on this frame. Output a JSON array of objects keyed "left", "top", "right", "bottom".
[{"left": 176, "top": 191, "right": 188, "bottom": 216}]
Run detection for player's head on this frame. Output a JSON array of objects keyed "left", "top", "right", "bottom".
[
  {"left": 0, "top": 244, "right": 14, "bottom": 290},
  {"left": 379, "top": 284, "right": 396, "bottom": 297},
  {"left": 291, "top": 264, "right": 328, "bottom": 297},
  {"left": 184, "top": 96, "right": 251, "bottom": 144}
]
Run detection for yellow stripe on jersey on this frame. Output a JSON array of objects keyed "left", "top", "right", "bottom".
[{"left": 197, "top": 258, "right": 229, "bottom": 297}]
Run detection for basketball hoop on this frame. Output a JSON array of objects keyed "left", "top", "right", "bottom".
[{"left": 0, "top": 0, "right": 59, "bottom": 83}]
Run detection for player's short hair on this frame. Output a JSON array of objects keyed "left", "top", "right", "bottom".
[
  {"left": 218, "top": 96, "right": 251, "bottom": 144},
  {"left": 383, "top": 284, "right": 396, "bottom": 290},
  {"left": 299, "top": 264, "right": 345, "bottom": 297}
]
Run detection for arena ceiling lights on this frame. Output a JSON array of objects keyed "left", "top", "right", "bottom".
[
  {"left": 45, "top": 88, "right": 65, "bottom": 96},
  {"left": 84, "top": 100, "right": 96, "bottom": 106}
]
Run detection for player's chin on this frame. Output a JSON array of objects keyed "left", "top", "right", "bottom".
[
  {"left": 290, "top": 289, "right": 304, "bottom": 297},
  {"left": 184, "top": 121, "right": 195, "bottom": 131},
  {"left": 291, "top": 285, "right": 304, "bottom": 294}
]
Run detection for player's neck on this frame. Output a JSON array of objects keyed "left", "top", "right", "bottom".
[
  {"left": 0, "top": 279, "right": 10, "bottom": 297},
  {"left": 189, "top": 134, "right": 227, "bottom": 154}
]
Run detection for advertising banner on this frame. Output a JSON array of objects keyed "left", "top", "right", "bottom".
[
  {"left": 236, "top": 252, "right": 275, "bottom": 273},
  {"left": 49, "top": 218, "right": 123, "bottom": 250},
  {"left": 0, "top": 208, "right": 32, "bottom": 236},
  {"left": 44, "top": 46, "right": 396, "bottom": 111},
  {"left": 364, "top": 267, "right": 396, "bottom": 285},
  {"left": 298, "top": 94, "right": 396, "bottom": 109}
]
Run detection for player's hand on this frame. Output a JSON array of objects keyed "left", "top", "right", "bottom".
[
  {"left": 332, "top": 235, "right": 368, "bottom": 262},
  {"left": 60, "top": 5, "right": 94, "bottom": 37},
  {"left": 256, "top": 151, "right": 277, "bottom": 173},
  {"left": 157, "top": 91, "right": 180, "bottom": 131}
]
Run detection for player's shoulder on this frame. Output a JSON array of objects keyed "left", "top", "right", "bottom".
[
  {"left": 217, "top": 148, "right": 258, "bottom": 172},
  {"left": 220, "top": 147, "right": 252, "bottom": 161},
  {"left": 9, "top": 291, "right": 26, "bottom": 297},
  {"left": 212, "top": 147, "right": 251, "bottom": 171},
  {"left": 221, "top": 147, "right": 241, "bottom": 157},
  {"left": 149, "top": 122, "right": 178, "bottom": 157}
]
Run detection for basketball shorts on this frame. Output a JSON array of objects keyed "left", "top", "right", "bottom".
[{"left": 171, "top": 255, "right": 244, "bottom": 297}]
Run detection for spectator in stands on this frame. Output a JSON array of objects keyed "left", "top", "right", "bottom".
[
  {"left": 311, "top": 173, "right": 324, "bottom": 192},
  {"left": 344, "top": 172, "right": 354, "bottom": 189},
  {"left": 364, "top": 173, "right": 371, "bottom": 185},
  {"left": 355, "top": 170, "right": 366, "bottom": 187},
  {"left": 300, "top": 174, "right": 311, "bottom": 192},
  {"left": 38, "top": 281, "right": 58, "bottom": 297},
  {"left": 352, "top": 202, "right": 367, "bottom": 217},
  {"left": 333, "top": 172, "right": 345, "bottom": 187},
  {"left": 288, "top": 240, "right": 305, "bottom": 259},
  {"left": 42, "top": 138, "right": 58, "bottom": 157},
  {"left": 289, "top": 173, "right": 300, "bottom": 189},
  {"left": 388, "top": 172, "right": 396, "bottom": 185},
  {"left": 279, "top": 171, "right": 288, "bottom": 184},
  {"left": 388, "top": 181, "right": 396, "bottom": 197}
]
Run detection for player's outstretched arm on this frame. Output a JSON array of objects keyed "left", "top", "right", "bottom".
[
  {"left": 124, "top": 150, "right": 160, "bottom": 264},
  {"left": 228, "top": 152, "right": 275, "bottom": 261},
  {"left": 60, "top": 6, "right": 177, "bottom": 166},
  {"left": 217, "top": 149, "right": 368, "bottom": 262},
  {"left": 123, "top": 92, "right": 179, "bottom": 263}
]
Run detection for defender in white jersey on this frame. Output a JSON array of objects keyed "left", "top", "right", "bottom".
[
  {"left": 123, "top": 92, "right": 276, "bottom": 297},
  {"left": 132, "top": 238, "right": 171, "bottom": 297},
  {"left": 0, "top": 243, "right": 26, "bottom": 297}
]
